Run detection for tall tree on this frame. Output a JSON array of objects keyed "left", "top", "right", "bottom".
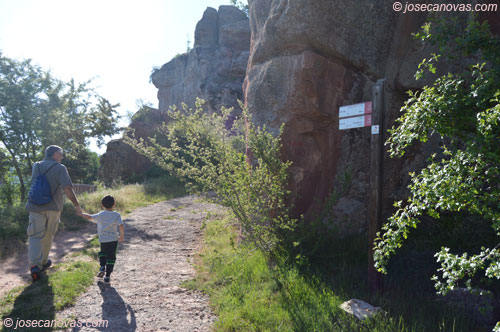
[
  {"left": 0, "top": 52, "right": 121, "bottom": 202},
  {"left": 0, "top": 54, "right": 49, "bottom": 201}
]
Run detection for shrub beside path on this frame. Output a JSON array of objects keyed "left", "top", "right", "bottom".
[{"left": 58, "top": 195, "right": 218, "bottom": 332}]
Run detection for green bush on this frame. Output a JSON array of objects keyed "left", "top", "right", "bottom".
[
  {"left": 0, "top": 206, "right": 28, "bottom": 242},
  {"left": 125, "top": 99, "right": 295, "bottom": 261},
  {"left": 142, "top": 174, "right": 185, "bottom": 197},
  {"left": 373, "top": 17, "right": 500, "bottom": 331}
]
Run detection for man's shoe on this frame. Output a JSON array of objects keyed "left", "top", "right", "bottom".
[
  {"left": 97, "top": 266, "right": 105, "bottom": 278},
  {"left": 103, "top": 276, "right": 110, "bottom": 284},
  {"left": 41, "top": 259, "right": 52, "bottom": 272},
  {"left": 30, "top": 265, "right": 42, "bottom": 282}
]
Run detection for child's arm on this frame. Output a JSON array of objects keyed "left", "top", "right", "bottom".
[
  {"left": 77, "top": 211, "right": 95, "bottom": 222},
  {"left": 118, "top": 224, "right": 125, "bottom": 243}
]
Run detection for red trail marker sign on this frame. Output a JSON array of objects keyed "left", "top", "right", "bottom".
[{"left": 339, "top": 102, "right": 373, "bottom": 130}]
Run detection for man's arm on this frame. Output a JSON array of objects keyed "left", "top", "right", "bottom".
[{"left": 63, "top": 186, "right": 82, "bottom": 214}]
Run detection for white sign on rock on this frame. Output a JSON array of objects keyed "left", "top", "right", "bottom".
[
  {"left": 338, "top": 101, "right": 373, "bottom": 130},
  {"left": 339, "top": 101, "right": 372, "bottom": 118},
  {"left": 339, "top": 115, "right": 372, "bottom": 130}
]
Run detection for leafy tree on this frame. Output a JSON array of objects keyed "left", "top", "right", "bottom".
[
  {"left": 63, "top": 147, "right": 100, "bottom": 184},
  {"left": 373, "top": 15, "right": 500, "bottom": 330},
  {"left": 0, "top": 54, "right": 50, "bottom": 201},
  {"left": 0, "top": 52, "right": 121, "bottom": 202},
  {"left": 0, "top": 149, "right": 18, "bottom": 206},
  {"left": 230, "top": 0, "right": 248, "bottom": 15}
]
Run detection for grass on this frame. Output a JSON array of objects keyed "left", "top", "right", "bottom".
[
  {"left": 77, "top": 175, "right": 186, "bottom": 216},
  {"left": 183, "top": 215, "right": 362, "bottom": 331},
  {"left": 185, "top": 214, "right": 488, "bottom": 332}
]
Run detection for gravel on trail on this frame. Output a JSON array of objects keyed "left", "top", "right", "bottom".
[{"left": 57, "top": 195, "right": 220, "bottom": 332}]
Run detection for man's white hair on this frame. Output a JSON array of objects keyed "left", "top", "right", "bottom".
[{"left": 45, "top": 145, "right": 63, "bottom": 159}]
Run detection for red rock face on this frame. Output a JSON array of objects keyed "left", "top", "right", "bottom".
[
  {"left": 276, "top": 51, "right": 354, "bottom": 216},
  {"left": 244, "top": 0, "right": 442, "bottom": 230},
  {"left": 98, "top": 139, "right": 152, "bottom": 186}
]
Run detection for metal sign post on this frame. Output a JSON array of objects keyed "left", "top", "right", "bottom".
[{"left": 367, "top": 78, "right": 385, "bottom": 295}]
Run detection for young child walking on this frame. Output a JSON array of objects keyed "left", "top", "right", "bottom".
[{"left": 78, "top": 195, "right": 124, "bottom": 284}]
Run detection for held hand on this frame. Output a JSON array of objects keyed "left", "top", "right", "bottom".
[{"left": 119, "top": 235, "right": 124, "bottom": 243}]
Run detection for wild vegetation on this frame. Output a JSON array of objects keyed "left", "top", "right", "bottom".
[
  {"left": 125, "top": 99, "right": 297, "bottom": 263},
  {"left": 126, "top": 104, "right": 488, "bottom": 331},
  {"left": 374, "top": 15, "right": 500, "bottom": 331}
]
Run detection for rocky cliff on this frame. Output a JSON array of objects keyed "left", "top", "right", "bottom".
[
  {"left": 151, "top": 5, "right": 250, "bottom": 113},
  {"left": 243, "top": 0, "right": 452, "bottom": 232},
  {"left": 99, "top": 6, "right": 250, "bottom": 185}
]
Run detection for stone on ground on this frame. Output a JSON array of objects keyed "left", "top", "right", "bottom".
[{"left": 340, "top": 299, "right": 383, "bottom": 320}]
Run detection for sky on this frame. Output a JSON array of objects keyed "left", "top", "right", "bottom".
[{"left": 0, "top": 0, "right": 232, "bottom": 154}]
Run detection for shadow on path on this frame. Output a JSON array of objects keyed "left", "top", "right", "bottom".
[
  {"left": 97, "top": 282, "right": 135, "bottom": 332},
  {"left": 98, "top": 282, "right": 137, "bottom": 332},
  {"left": 1, "top": 277, "right": 54, "bottom": 332},
  {"left": 69, "top": 283, "right": 136, "bottom": 332}
]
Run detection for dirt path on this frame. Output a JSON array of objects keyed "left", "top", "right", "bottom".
[
  {"left": 57, "top": 195, "right": 218, "bottom": 332},
  {"left": 0, "top": 222, "right": 96, "bottom": 298}
]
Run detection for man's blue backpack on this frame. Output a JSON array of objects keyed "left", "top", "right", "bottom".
[{"left": 28, "top": 163, "right": 59, "bottom": 205}]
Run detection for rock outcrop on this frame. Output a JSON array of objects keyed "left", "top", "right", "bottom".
[
  {"left": 99, "top": 106, "right": 166, "bottom": 186},
  {"left": 152, "top": 5, "right": 250, "bottom": 113},
  {"left": 99, "top": 6, "right": 250, "bottom": 185},
  {"left": 243, "top": 0, "right": 452, "bottom": 231}
]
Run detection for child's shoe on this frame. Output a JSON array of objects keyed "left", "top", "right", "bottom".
[
  {"left": 97, "top": 266, "right": 105, "bottom": 278},
  {"left": 103, "top": 276, "right": 110, "bottom": 284}
]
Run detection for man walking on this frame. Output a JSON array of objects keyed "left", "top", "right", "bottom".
[{"left": 26, "top": 145, "right": 82, "bottom": 281}]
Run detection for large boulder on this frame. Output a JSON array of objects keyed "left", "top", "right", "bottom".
[
  {"left": 152, "top": 5, "right": 250, "bottom": 113},
  {"left": 99, "top": 106, "right": 167, "bottom": 186},
  {"left": 98, "top": 139, "right": 151, "bottom": 186},
  {"left": 243, "top": 0, "right": 453, "bottom": 230}
]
